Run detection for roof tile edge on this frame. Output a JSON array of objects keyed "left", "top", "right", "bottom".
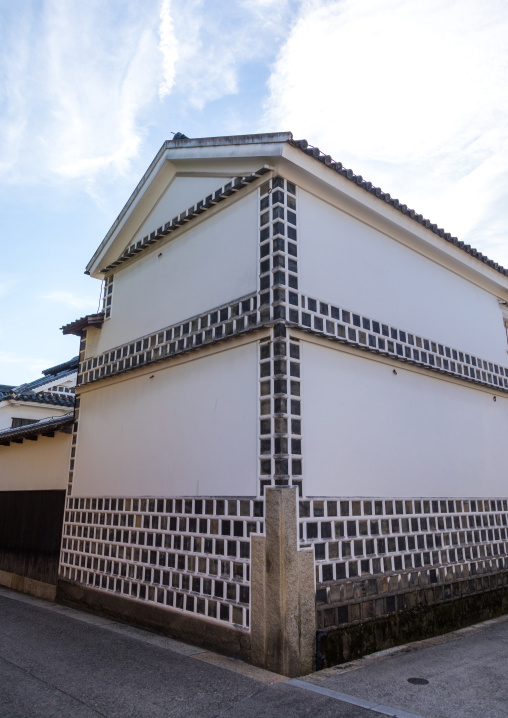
[{"left": 290, "top": 138, "right": 508, "bottom": 279}]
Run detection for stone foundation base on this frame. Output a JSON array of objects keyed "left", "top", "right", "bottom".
[
  {"left": 320, "top": 584, "right": 508, "bottom": 666},
  {"left": 57, "top": 579, "right": 251, "bottom": 659},
  {"left": 0, "top": 570, "right": 57, "bottom": 601}
]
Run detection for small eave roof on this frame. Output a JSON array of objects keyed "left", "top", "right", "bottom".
[
  {"left": 13, "top": 369, "right": 77, "bottom": 395},
  {"left": 42, "top": 356, "right": 79, "bottom": 376},
  {"left": 61, "top": 313, "right": 104, "bottom": 336},
  {"left": 0, "top": 412, "right": 74, "bottom": 444}
]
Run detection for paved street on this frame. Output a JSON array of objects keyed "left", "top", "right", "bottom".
[{"left": 0, "top": 585, "right": 507, "bottom": 718}]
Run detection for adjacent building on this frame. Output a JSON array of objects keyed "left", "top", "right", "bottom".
[{"left": 0, "top": 358, "right": 77, "bottom": 599}]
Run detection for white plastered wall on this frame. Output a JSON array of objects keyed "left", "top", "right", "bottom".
[
  {"left": 302, "top": 339, "right": 508, "bottom": 498},
  {"left": 297, "top": 189, "right": 508, "bottom": 366},
  {"left": 0, "top": 432, "right": 71, "bottom": 491},
  {"left": 95, "top": 191, "right": 258, "bottom": 355},
  {"left": 73, "top": 341, "right": 258, "bottom": 497}
]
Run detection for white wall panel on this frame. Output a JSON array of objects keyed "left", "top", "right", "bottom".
[
  {"left": 303, "top": 340, "right": 508, "bottom": 498},
  {"left": 96, "top": 192, "right": 258, "bottom": 354},
  {"left": 298, "top": 190, "right": 508, "bottom": 365},
  {"left": 133, "top": 175, "right": 233, "bottom": 245},
  {"left": 73, "top": 342, "right": 258, "bottom": 497}
]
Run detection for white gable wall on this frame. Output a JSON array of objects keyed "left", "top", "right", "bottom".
[
  {"left": 133, "top": 175, "right": 235, "bottom": 246},
  {"left": 94, "top": 191, "right": 258, "bottom": 355},
  {"left": 302, "top": 338, "right": 508, "bottom": 498},
  {"left": 72, "top": 340, "right": 258, "bottom": 497},
  {"left": 297, "top": 188, "right": 508, "bottom": 366}
]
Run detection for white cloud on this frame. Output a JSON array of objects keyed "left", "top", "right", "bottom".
[
  {"left": 43, "top": 290, "right": 99, "bottom": 312},
  {"left": 40, "top": 1, "right": 162, "bottom": 180},
  {"left": 159, "top": 0, "right": 179, "bottom": 99},
  {"left": 0, "top": 351, "right": 53, "bottom": 376},
  {"left": 167, "top": 0, "right": 297, "bottom": 110},
  {"left": 263, "top": 0, "right": 508, "bottom": 264},
  {"left": 0, "top": 6, "right": 30, "bottom": 176},
  {"left": 0, "top": 0, "right": 298, "bottom": 189},
  {"left": 0, "top": 0, "right": 164, "bottom": 185}
]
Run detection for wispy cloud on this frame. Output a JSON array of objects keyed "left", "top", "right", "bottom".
[
  {"left": 43, "top": 290, "right": 99, "bottom": 312},
  {"left": 159, "top": 0, "right": 178, "bottom": 99},
  {"left": 263, "top": 0, "right": 508, "bottom": 264},
  {"left": 0, "top": 278, "right": 20, "bottom": 299},
  {"left": 165, "top": 0, "right": 297, "bottom": 110},
  {"left": 0, "top": 1, "right": 164, "bottom": 186},
  {"left": 0, "top": 351, "right": 54, "bottom": 377},
  {"left": 0, "top": 0, "right": 297, "bottom": 190}
]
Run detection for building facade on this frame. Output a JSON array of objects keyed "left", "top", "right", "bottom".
[
  {"left": 0, "top": 358, "right": 77, "bottom": 598},
  {"left": 58, "top": 133, "right": 508, "bottom": 674}
]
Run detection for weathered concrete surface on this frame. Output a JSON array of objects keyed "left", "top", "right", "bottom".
[
  {"left": 0, "top": 586, "right": 370, "bottom": 718},
  {"left": 251, "top": 487, "right": 316, "bottom": 677},
  {"left": 57, "top": 578, "right": 251, "bottom": 660},
  {"left": 2, "top": 585, "right": 508, "bottom": 717},
  {"left": 300, "top": 615, "right": 508, "bottom": 718}
]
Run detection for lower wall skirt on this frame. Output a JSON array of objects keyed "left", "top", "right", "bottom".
[
  {"left": 0, "top": 569, "right": 57, "bottom": 601},
  {"left": 320, "top": 580, "right": 508, "bottom": 666},
  {"left": 57, "top": 579, "right": 251, "bottom": 660}
]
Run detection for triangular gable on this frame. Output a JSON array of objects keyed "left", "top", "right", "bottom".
[
  {"left": 86, "top": 133, "right": 293, "bottom": 278},
  {"left": 123, "top": 173, "right": 235, "bottom": 258},
  {"left": 99, "top": 169, "right": 271, "bottom": 274}
]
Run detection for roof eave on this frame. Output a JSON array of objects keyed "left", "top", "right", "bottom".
[
  {"left": 61, "top": 314, "right": 104, "bottom": 336},
  {"left": 0, "top": 413, "right": 74, "bottom": 445},
  {"left": 285, "top": 139, "right": 508, "bottom": 287}
]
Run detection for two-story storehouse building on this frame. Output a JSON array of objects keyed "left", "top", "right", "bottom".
[{"left": 59, "top": 132, "right": 508, "bottom": 675}]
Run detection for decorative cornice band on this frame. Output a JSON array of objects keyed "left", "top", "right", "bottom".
[
  {"left": 286, "top": 293, "right": 508, "bottom": 393},
  {"left": 76, "top": 298, "right": 508, "bottom": 397},
  {"left": 77, "top": 293, "right": 260, "bottom": 387}
]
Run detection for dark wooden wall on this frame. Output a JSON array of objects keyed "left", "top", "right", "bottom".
[{"left": 0, "top": 490, "right": 66, "bottom": 585}]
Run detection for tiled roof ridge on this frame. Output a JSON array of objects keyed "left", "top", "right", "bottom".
[
  {"left": 290, "top": 139, "right": 508, "bottom": 278},
  {"left": 1, "top": 391, "right": 75, "bottom": 407},
  {"left": 42, "top": 356, "right": 79, "bottom": 376},
  {"left": 13, "top": 365, "right": 78, "bottom": 394},
  {"left": 99, "top": 166, "right": 272, "bottom": 274}
]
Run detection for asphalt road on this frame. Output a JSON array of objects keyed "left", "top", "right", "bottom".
[{"left": 0, "top": 585, "right": 506, "bottom": 718}]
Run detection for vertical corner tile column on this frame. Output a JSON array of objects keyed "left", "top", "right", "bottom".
[
  {"left": 258, "top": 176, "right": 303, "bottom": 496},
  {"left": 251, "top": 487, "right": 316, "bottom": 677},
  {"left": 67, "top": 331, "right": 86, "bottom": 496}
]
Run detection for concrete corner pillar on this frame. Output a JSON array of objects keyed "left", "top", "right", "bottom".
[{"left": 251, "top": 487, "right": 316, "bottom": 677}]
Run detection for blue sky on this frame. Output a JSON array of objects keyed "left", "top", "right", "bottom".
[{"left": 1, "top": 0, "right": 507, "bottom": 385}]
